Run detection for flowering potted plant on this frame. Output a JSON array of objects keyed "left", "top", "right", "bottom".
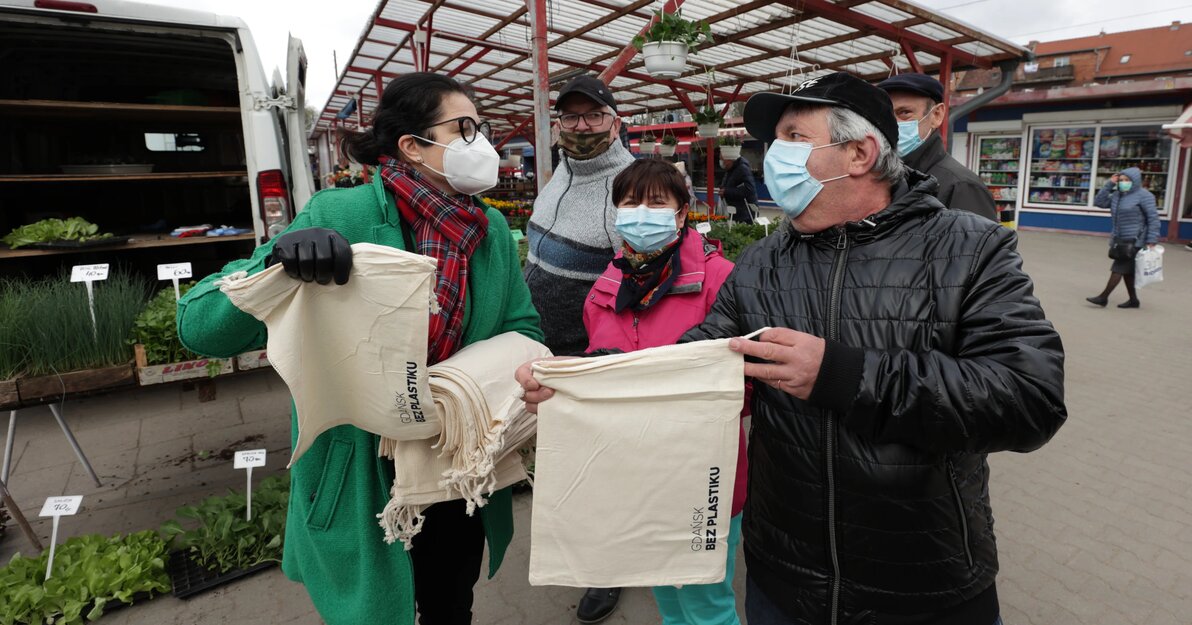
[
  {"left": 631, "top": 10, "right": 712, "bottom": 78},
  {"left": 718, "top": 134, "right": 742, "bottom": 160},
  {"left": 639, "top": 131, "right": 657, "bottom": 155},
  {"left": 694, "top": 105, "right": 723, "bottom": 138},
  {"left": 659, "top": 135, "right": 679, "bottom": 157}
]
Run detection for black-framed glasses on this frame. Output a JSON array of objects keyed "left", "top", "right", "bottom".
[
  {"left": 556, "top": 111, "right": 613, "bottom": 129},
  {"left": 425, "top": 116, "right": 491, "bottom": 144}
]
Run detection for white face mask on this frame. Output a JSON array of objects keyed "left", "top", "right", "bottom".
[{"left": 413, "top": 133, "right": 500, "bottom": 195}]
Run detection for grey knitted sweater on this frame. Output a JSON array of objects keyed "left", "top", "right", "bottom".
[{"left": 524, "top": 141, "right": 634, "bottom": 355}]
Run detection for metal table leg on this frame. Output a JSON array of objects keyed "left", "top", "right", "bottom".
[
  {"left": 0, "top": 477, "right": 43, "bottom": 552},
  {"left": 47, "top": 404, "right": 102, "bottom": 488},
  {"left": 2, "top": 410, "right": 15, "bottom": 484}
]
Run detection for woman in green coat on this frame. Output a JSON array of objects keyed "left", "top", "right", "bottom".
[{"left": 177, "top": 72, "right": 542, "bottom": 625}]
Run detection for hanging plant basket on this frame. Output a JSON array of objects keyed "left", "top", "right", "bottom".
[
  {"left": 639, "top": 140, "right": 657, "bottom": 155},
  {"left": 641, "top": 41, "right": 690, "bottom": 78},
  {"left": 658, "top": 143, "right": 677, "bottom": 157},
  {"left": 720, "top": 145, "right": 741, "bottom": 160},
  {"left": 697, "top": 123, "right": 720, "bottom": 139}
]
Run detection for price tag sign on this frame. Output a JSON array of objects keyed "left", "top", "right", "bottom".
[
  {"left": 70, "top": 264, "right": 109, "bottom": 283},
  {"left": 70, "top": 265, "right": 109, "bottom": 337},
  {"left": 695, "top": 222, "right": 712, "bottom": 234},
  {"left": 40, "top": 495, "right": 82, "bottom": 517},
  {"left": 510, "top": 229, "right": 525, "bottom": 242},
  {"left": 235, "top": 449, "right": 267, "bottom": 521},
  {"left": 755, "top": 217, "right": 772, "bottom": 226},
  {"left": 156, "top": 262, "right": 193, "bottom": 280},
  {"left": 157, "top": 262, "right": 194, "bottom": 301},
  {"left": 40, "top": 495, "right": 83, "bottom": 579},
  {"left": 234, "top": 449, "right": 267, "bottom": 469}
]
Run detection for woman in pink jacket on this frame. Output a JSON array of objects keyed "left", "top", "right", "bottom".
[{"left": 586, "top": 158, "right": 748, "bottom": 625}]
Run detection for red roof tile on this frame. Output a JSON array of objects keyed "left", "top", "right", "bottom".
[{"left": 1032, "top": 22, "right": 1192, "bottom": 78}]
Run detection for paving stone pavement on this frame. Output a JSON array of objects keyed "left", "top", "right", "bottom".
[{"left": 1, "top": 230, "right": 1189, "bottom": 625}]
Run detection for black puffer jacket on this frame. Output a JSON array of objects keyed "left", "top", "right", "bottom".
[{"left": 682, "top": 171, "right": 1066, "bottom": 624}]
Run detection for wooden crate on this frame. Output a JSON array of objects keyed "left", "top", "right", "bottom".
[
  {"left": 16, "top": 364, "right": 136, "bottom": 404},
  {"left": 133, "top": 344, "right": 234, "bottom": 386},
  {"left": 235, "top": 349, "right": 270, "bottom": 372}
]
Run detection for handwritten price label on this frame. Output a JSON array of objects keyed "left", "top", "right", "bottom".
[
  {"left": 40, "top": 496, "right": 82, "bottom": 517},
  {"left": 756, "top": 217, "right": 772, "bottom": 226},
  {"left": 234, "top": 449, "right": 267, "bottom": 469},
  {"left": 695, "top": 222, "right": 712, "bottom": 234},
  {"left": 157, "top": 262, "right": 193, "bottom": 280},
  {"left": 70, "top": 264, "right": 109, "bottom": 282}
]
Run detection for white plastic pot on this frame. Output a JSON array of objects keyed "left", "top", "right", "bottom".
[
  {"left": 658, "top": 143, "right": 677, "bottom": 157},
  {"left": 639, "top": 140, "right": 656, "bottom": 155},
  {"left": 641, "top": 41, "right": 689, "bottom": 78},
  {"left": 719, "top": 145, "right": 741, "bottom": 160},
  {"left": 697, "top": 123, "right": 720, "bottom": 138}
]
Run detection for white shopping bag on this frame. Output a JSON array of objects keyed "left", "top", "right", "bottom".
[
  {"left": 1135, "top": 245, "right": 1164, "bottom": 288},
  {"left": 219, "top": 243, "right": 442, "bottom": 467},
  {"left": 528, "top": 339, "right": 744, "bottom": 588}
]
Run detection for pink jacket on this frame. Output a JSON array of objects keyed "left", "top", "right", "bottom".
[{"left": 583, "top": 230, "right": 748, "bottom": 517}]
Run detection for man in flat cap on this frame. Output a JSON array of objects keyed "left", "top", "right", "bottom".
[{"left": 879, "top": 72, "right": 998, "bottom": 221}]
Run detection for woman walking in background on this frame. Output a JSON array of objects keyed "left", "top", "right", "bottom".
[{"left": 1086, "top": 167, "right": 1159, "bottom": 309}]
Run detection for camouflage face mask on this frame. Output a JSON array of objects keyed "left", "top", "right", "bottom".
[{"left": 558, "top": 130, "right": 613, "bottom": 160}]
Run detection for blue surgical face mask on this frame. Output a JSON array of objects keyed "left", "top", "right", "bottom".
[
  {"left": 895, "top": 104, "right": 938, "bottom": 157},
  {"left": 763, "top": 140, "right": 849, "bottom": 219},
  {"left": 615, "top": 205, "right": 680, "bottom": 252},
  {"left": 1118, "top": 180, "right": 1133, "bottom": 192}
]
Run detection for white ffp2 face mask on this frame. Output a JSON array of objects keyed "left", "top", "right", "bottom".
[{"left": 414, "top": 134, "right": 500, "bottom": 195}]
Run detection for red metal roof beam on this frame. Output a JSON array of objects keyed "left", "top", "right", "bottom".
[
  {"left": 597, "top": 0, "right": 686, "bottom": 85},
  {"left": 669, "top": 87, "right": 698, "bottom": 115},
  {"left": 899, "top": 38, "right": 924, "bottom": 73}
]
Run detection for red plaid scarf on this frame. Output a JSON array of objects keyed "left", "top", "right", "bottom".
[{"left": 377, "top": 157, "right": 489, "bottom": 364}]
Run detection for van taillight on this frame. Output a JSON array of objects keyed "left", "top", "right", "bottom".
[
  {"left": 34, "top": 0, "right": 98, "bottom": 12},
  {"left": 257, "top": 169, "right": 291, "bottom": 242}
]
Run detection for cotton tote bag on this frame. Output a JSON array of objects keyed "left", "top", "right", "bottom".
[
  {"left": 529, "top": 338, "right": 745, "bottom": 588},
  {"left": 219, "top": 243, "right": 442, "bottom": 467}
]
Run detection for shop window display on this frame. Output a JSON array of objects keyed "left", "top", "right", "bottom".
[
  {"left": 1095, "top": 126, "right": 1174, "bottom": 211},
  {"left": 1026, "top": 127, "right": 1094, "bottom": 207}
]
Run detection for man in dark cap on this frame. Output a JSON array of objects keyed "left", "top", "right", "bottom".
[
  {"left": 672, "top": 72, "right": 1065, "bottom": 625},
  {"left": 522, "top": 73, "right": 632, "bottom": 623},
  {"left": 878, "top": 72, "right": 998, "bottom": 221}
]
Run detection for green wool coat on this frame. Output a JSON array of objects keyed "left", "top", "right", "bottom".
[{"left": 176, "top": 175, "right": 543, "bottom": 625}]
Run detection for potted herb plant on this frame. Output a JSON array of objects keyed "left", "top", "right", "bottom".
[
  {"left": 631, "top": 10, "right": 713, "bottom": 78},
  {"left": 719, "top": 134, "right": 742, "bottom": 161},
  {"left": 639, "top": 131, "right": 657, "bottom": 155},
  {"left": 694, "top": 104, "right": 723, "bottom": 139},
  {"left": 0, "top": 530, "right": 171, "bottom": 624},
  {"left": 129, "top": 284, "right": 233, "bottom": 386},
  {"left": 659, "top": 135, "right": 679, "bottom": 157}
]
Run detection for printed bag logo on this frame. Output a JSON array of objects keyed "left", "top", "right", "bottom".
[
  {"left": 689, "top": 467, "right": 722, "bottom": 552},
  {"left": 393, "top": 361, "right": 427, "bottom": 424}
]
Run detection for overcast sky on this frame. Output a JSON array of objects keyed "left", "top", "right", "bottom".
[{"left": 144, "top": 0, "right": 1192, "bottom": 114}]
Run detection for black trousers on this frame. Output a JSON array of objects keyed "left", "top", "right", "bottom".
[{"left": 409, "top": 499, "right": 486, "bottom": 625}]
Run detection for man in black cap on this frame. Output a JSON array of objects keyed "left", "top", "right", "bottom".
[
  {"left": 878, "top": 72, "right": 998, "bottom": 221},
  {"left": 677, "top": 72, "right": 1066, "bottom": 625},
  {"left": 522, "top": 73, "right": 633, "bottom": 623}
]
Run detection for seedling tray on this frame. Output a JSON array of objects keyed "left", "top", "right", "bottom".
[{"left": 166, "top": 549, "right": 277, "bottom": 599}]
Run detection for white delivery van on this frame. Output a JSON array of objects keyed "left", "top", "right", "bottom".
[{"left": 0, "top": 0, "right": 313, "bottom": 276}]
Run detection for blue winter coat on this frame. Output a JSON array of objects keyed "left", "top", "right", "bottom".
[{"left": 1093, "top": 167, "right": 1159, "bottom": 247}]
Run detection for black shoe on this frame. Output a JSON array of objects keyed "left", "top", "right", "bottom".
[
  {"left": 1117, "top": 299, "right": 1140, "bottom": 308},
  {"left": 576, "top": 587, "right": 621, "bottom": 624},
  {"left": 1085, "top": 296, "right": 1108, "bottom": 307}
]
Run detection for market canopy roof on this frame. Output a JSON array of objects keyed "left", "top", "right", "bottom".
[{"left": 312, "top": 0, "right": 1029, "bottom": 141}]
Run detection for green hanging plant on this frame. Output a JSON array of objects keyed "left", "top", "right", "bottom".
[
  {"left": 631, "top": 10, "right": 713, "bottom": 51},
  {"left": 693, "top": 105, "right": 723, "bottom": 125}
]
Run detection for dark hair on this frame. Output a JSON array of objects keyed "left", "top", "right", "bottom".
[
  {"left": 342, "top": 72, "right": 471, "bottom": 165},
  {"left": 612, "top": 159, "right": 691, "bottom": 209}
]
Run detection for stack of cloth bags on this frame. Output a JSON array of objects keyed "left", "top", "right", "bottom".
[{"left": 378, "top": 331, "right": 551, "bottom": 548}]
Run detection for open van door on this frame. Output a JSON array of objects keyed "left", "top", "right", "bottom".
[{"left": 276, "top": 35, "right": 314, "bottom": 210}]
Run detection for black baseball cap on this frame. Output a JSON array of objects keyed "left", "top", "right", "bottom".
[
  {"left": 743, "top": 72, "right": 898, "bottom": 148},
  {"left": 556, "top": 75, "right": 618, "bottom": 113},
  {"left": 877, "top": 73, "right": 945, "bottom": 103}
]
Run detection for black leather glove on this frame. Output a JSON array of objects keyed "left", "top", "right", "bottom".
[{"left": 266, "top": 228, "right": 352, "bottom": 285}]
